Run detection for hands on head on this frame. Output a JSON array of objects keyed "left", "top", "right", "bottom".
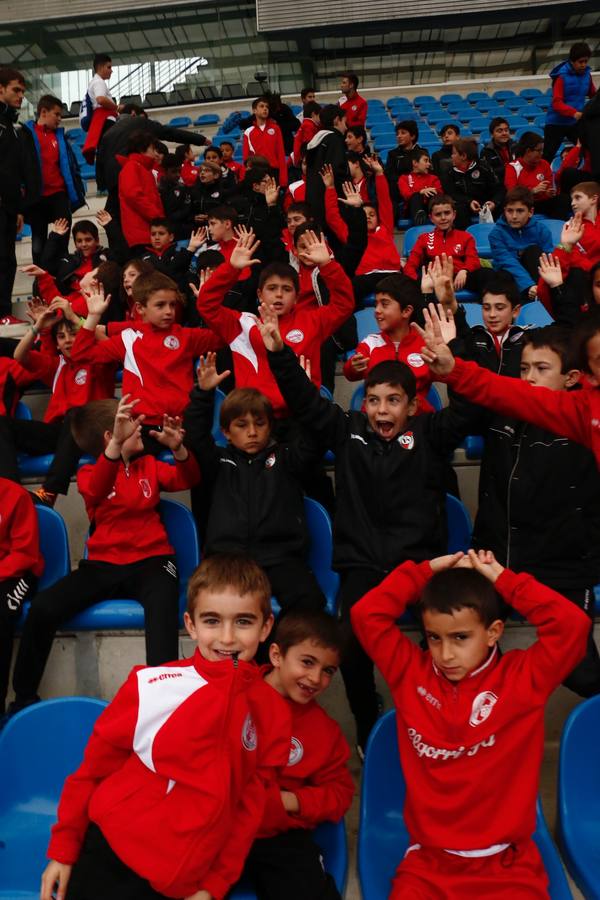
[{"left": 430, "top": 548, "right": 504, "bottom": 583}]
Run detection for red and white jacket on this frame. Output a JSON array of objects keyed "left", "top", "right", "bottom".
[
  {"left": 77, "top": 451, "right": 200, "bottom": 565},
  {"left": 352, "top": 560, "right": 589, "bottom": 852},
  {"left": 180, "top": 158, "right": 198, "bottom": 187},
  {"left": 552, "top": 213, "right": 600, "bottom": 275},
  {"left": 258, "top": 675, "right": 354, "bottom": 838},
  {"left": 0, "top": 479, "right": 44, "bottom": 580},
  {"left": 197, "top": 259, "right": 354, "bottom": 415},
  {"left": 343, "top": 329, "right": 434, "bottom": 412},
  {"left": 71, "top": 322, "right": 223, "bottom": 424},
  {"left": 283, "top": 178, "right": 306, "bottom": 211},
  {"left": 398, "top": 172, "right": 443, "bottom": 202},
  {"left": 292, "top": 118, "right": 318, "bottom": 165},
  {"left": 0, "top": 357, "right": 34, "bottom": 417},
  {"left": 339, "top": 92, "right": 368, "bottom": 127},
  {"left": 403, "top": 227, "right": 481, "bottom": 281},
  {"left": 223, "top": 158, "right": 246, "bottom": 183},
  {"left": 242, "top": 119, "right": 288, "bottom": 187},
  {"left": 47, "top": 651, "right": 291, "bottom": 900},
  {"left": 117, "top": 153, "right": 165, "bottom": 247},
  {"left": 505, "top": 158, "right": 555, "bottom": 202}
]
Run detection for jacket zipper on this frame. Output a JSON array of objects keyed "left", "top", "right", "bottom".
[{"left": 506, "top": 429, "right": 523, "bottom": 569}]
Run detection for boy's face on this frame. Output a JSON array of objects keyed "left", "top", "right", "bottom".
[
  {"left": 586, "top": 332, "right": 600, "bottom": 386},
  {"left": 221, "top": 144, "right": 233, "bottom": 160},
  {"left": 571, "top": 189, "right": 597, "bottom": 216},
  {"left": 303, "top": 91, "right": 316, "bottom": 104},
  {"left": 365, "top": 206, "right": 379, "bottom": 232},
  {"left": 150, "top": 225, "right": 173, "bottom": 251},
  {"left": 348, "top": 158, "right": 362, "bottom": 180},
  {"left": 345, "top": 131, "right": 364, "bottom": 153},
  {"left": 482, "top": 292, "right": 519, "bottom": 334},
  {"left": 423, "top": 607, "right": 503, "bottom": 682},
  {"left": 122, "top": 264, "right": 139, "bottom": 296},
  {"left": 396, "top": 128, "right": 413, "bottom": 148},
  {"left": 522, "top": 142, "right": 543, "bottom": 166},
  {"left": 208, "top": 217, "right": 231, "bottom": 242},
  {"left": 184, "top": 587, "right": 273, "bottom": 663},
  {"left": 267, "top": 639, "right": 340, "bottom": 704},
  {"left": 223, "top": 411, "right": 271, "bottom": 454},
  {"left": 504, "top": 201, "right": 533, "bottom": 229},
  {"left": 572, "top": 56, "right": 590, "bottom": 74},
  {"left": 74, "top": 231, "right": 99, "bottom": 258},
  {"left": 430, "top": 203, "right": 455, "bottom": 230},
  {"left": 39, "top": 104, "right": 62, "bottom": 130},
  {"left": 205, "top": 149, "right": 221, "bottom": 166},
  {"left": 286, "top": 210, "right": 307, "bottom": 235},
  {"left": 334, "top": 115, "right": 347, "bottom": 134},
  {"left": 365, "top": 382, "right": 418, "bottom": 440},
  {"left": 441, "top": 128, "right": 458, "bottom": 146},
  {"left": 199, "top": 165, "right": 219, "bottom": 184},
  {"left": 413, "top": 154, "right": 431, "bottom": 175},
  {"left": 254, "top": 100, "right": 270, "bottom": 120},
  {"left": 163, "top": 165, "right": 181, "bottom": 183},
  {"left": 491, "top": 122, "right": 511, "bottom": 145},
  {"left": 136, "top": 290, "right": 178, "bottom": 329},
  {"left": 374, "top": 292, "right": 408, "bottom": 332},
  {"left": 79, "top": 268, "right": 99, "bottom": 299},
  {"left": 451, "top": 147, "right": 468, "bottom": 170},
  {"left": 519, "top": 344, "right": 578, "bottom": 391},
  {"left": 55, "top": 324, "right": 75, "bottom": 358},
  {"left": 0, "top": 79, "right": 25, "bottom": 109},
  {"left": 258, "top": 274, "right": 297, "bottom": 315}
]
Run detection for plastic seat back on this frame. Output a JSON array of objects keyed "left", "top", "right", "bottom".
[
  {"left": 36, "top": 506, "right": 70, "bottom": 592},
  {"left": 0, "top": 697, "right": 107, "bottom": 896},
  {"left": 467, "top": 222, "right": 494, "bottom": 258},
  {"left": 445, "top": 494, "right": 472, "bottom": 553},
  {"left": 517, "top": 302, "right": 553, "bottom": 328}
]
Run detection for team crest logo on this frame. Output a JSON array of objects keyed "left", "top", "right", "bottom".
[
  {"left": 265, "top": 452, "right": 276, "bottom": 468},
  {"left": 454, "top": 245, "right": 462, "bottom": 254},
  {"left": 242, "top": 713, "right": 258, "bottom": 750},
  {"left": 398, "top": 431, "right": 414, "bottom": 450},
  {"left": 537, "top": 173, "right": 545, "bottom": 181},
  {"left": 163, "top": 335, "right": 180, "bottom": 350},
  {"left": 407, "top": 352, "right": 424, "bottom": 368},
  {"left": 472, "top": 170, "right": 480, "bottom": 179},
  {"left": 469, "top": 691, "right": 498, "bottom": 727},
  {"left": 288, "top": 736, "right": 304, "bottom": 766},
  {"left": 268, "top": 128, "right": 275, "bottom": 135},
  {"left": 138, "top": 478, "right": 152, "bottom": 499},
  {"left": 74, "top": 368, "right": 88, "bottom": 385},
  {"left": 285, "top": 329, "right": 304, "bottom": 344}
]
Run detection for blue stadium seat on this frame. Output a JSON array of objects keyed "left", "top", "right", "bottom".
[
  {"left": 509, "top": 117, "right": 531, "bottom": 131},
  {"left": 463, "top": 303, "right": 484, "bottom": 327},
  {"left": 359, "top": 710, "right": 573, "bottom": 900},
  {"left": 520, "top": 88, "right": 543, "bottom": 101},
  {"left": 543, "top": 219, "right": 566, "bottom": 246},
  {"left": 168, "top": 115, "right": 192, "bottom": 127},
  {"left": 0, "top": 696, "right": 108, "bottom": 900},
  {"left": 466, "top": 91, "right": 490, "bottom": 104},
  {"left": 15, "top": 223, "right": 32, "bottom": 241},
  {"left": 230, "top": 820, "right": 348, "bottom": 899},
  {"left": 403, "top": 224, "right": 434, "bottom": 256},
  {"left": 446, "top": 494, "right": 472, "bottom": 553},
  {"left": 517, "top": 302, "right": 553, "bottom": 328},
  {"left": 350, "top": 384, "right": 443, "bottom": 413},
  {"left": 558, "top": 694, "right": 600, "bottom": 899},
  {"left": 367, "top": 99, "right": 386, "bottom": 108},
  {"left": 468, "top": 117, "right": 491, "bottom": 135},
  {"left": 35, "top": 506, "right": 70, "bottom": 592},
  {"left": 467, "top": 223, "right": 494, "bottom": 258},
  {"left": 505, "top": 99, "right": 530, "bottom": 113},
  {"left": 355, "top": 309, "right": 378, "bottom": 343},
  {"left": 15, "top": 400, "right": 31, "bottom": 420},
  {"left": 492, "top": 90, "right": 517, "bottom": 102},
  {"left": 595, "top": 584, "right": 600, "bottom": 614},
  {"left": 463, "top": 434, "right": 484, "bottom": 459},
  {"left": 289, "top": 104, "right": 302, "bottom": 115},
  {"left": 68, "top": 498, "right": 199, "bottom": 629},
  {"left": 439, "top": 93, "right": 463, "bottom": 105},
  {"left": 194, "top": 113, "right": 220, "bottom": 125},
  {"left": 413, "top": 95, "right": 437, "bottom": 107},
  {"left": 523, "top": 106, "right": 544, "bottom": 121},
  {"left": 65, "top": 127, "right": 86, "bottom": 143}
]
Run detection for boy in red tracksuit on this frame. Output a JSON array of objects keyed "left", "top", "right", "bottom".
[
  {"left": 0, "top": 479, "right": 43, "bottom": 715},
  {"left": 343, "top": 272, "right": 434, "bottom": 412},
  {"left": 220, "top": 141, "right": 246, "bottom": 183},
  {"left": 403, "top": 194, "right": 483, "bottom": 294},
  {"left": 241, "top": 610, "right": 354, "bottom": 900},
  {"left": 291, "top": 101, "right": 321, "bottom": 166},
  {"left": 505, "top": 132, "right": 570, "bottom": 219},
  {"left": 398, "top": 148, "right": 442, "bottom": 225},
  {"left": 193, "top": 230, "right": 354, "bottom": 416},
  {"left": 70, "top": 270, "right": 223, "bottom": 447},
  {"left": 40, "top": 551, "right": 291, "bottom": 900},
  {"left": 339, "top": 71, "right": 367, "bottom": 128},
  {"left": 243, "top": 96, "right": 288, "bottom": 188},
  {"left": 118, "top": 132, "right": 165, "bottom": 251},
  {"left": 2, "top": 298, "right": 116, "bottom": 506},
  {"left": 9, "top": 394, "right": 201, "bottom": 725},
  {"left": 352, "top": 547, "right": 589, "bottom": 898}
]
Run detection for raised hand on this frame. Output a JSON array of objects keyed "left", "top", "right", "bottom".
[
  {"left": 110, "top": 394, "right": 144, "bottom": 447},
  {"left": 298, "top": 354, "right": 312, "bottom": 380},
  {"left": 296, "top": 229, "right": 331, "bottom": 267},
  {"left": 20, "top": 263, "right": 47, "bottom": 278},
  {"left": 363, "top": 155, "right": 383, "bottom": 176},
  {"left": 340, "top": 180, "right": 363, "bottom": 207},
  {"left": 421, "top": 265, "right": 434, "bottom": 295},
  {"left": 85, "top": 283, "right": 111, "bottom": 318},
  {"left": 96, "top": 209, "right": 112, "bottom": 228},
  {"left": 431, "top": 254, "right": 457, "bottom": 311},
  {"left": 538, "top": 252, "right": 563, "bottom": 288},
  {"left": 263, "top": 175, "right": 279, "bottom": 207},
  {"left": 429, "top": 551, "right": 465, "bottom": 574},
  {"left": 48, "top": 296, "right": 81, "bottom": 325},
  {"left": 26, "top": 298, "right": 57, "bottom": 330},
  {"left": 319, "top": 164, "right": 335, "bottom": 188},
  {"left": 187, "top": 226, "right": 208, "bottom": 252},
  {"left": 560, "top": 214, "right": 584, "bottom": 249},
  {"left": 149, "top": 415, "right": 186, "bottom": 452},
  {"left": 230, "top": 230, "right": 261, "bottom": 270},
  {"left": 197, "top": 351, "right": 231, "bottom": 391},
  {"left": 257, "top": 302, "right": 284, "bottom": 352},
  {"left": 51, "top": 218, "right": 70, "bottom": 236},
  {"left": 349, "top": 352, "right": 369, "bottom": 374},
  {"left": 464, "top": 548, "right": 504, "bottom": 583},
  {"left": 411, "top": 303, "right": 456, "bottom": 376}
]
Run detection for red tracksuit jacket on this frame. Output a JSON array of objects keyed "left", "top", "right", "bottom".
[
  {"left": 47, "top": 651, "right": 292, "bottom": 899},
  {"left": 197, "top": 259, "right": 354, "bottom": 415},
  {"left": 71, "top": 322, "right": 223, "bottom": 424},
  {"left": 403, "top": 227, "right": 481, "bottom": 281},
  {"left": 180, "top": 158, "right": 198, "bottom": 187},
  {"left": 292, "top": 118, "right": 318, "bottom": 165},
  {"left": 398, "top": 172, "right": 443, "bottom": 202},
  {"left": 118, "top": 152, "right": 165, "bottom": 247},
  {"left": 505, "top": 159, "right": 555, "bottom": 202},
  {"left": 0, "top": 479, "right": 44, "bottom": 580},
  {"left": 352, "top": 560, "right": 589, "bottom": 852},
  {"left": 339, "top": 93, "right": 368, "bottom": 127},
  {"left": 242, "top": 120, "right": 288, "bottom": 187},
  {"left": 0, "top": 357, "right": 34, "bottom": 417},
  {"left": 77, "top": 452, "right": 200, "bottom": 565},
  {"left": 443, "top": 356, "right": 600, "bottom": 468},
  {"left": 258, "top": 676, "right": 354, "bottom": 838}
]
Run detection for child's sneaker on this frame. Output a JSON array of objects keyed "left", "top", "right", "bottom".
[{"left": 31, "top": 487, "right": 57, "bottom": 508}]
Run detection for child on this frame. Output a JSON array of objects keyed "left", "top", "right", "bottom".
[
  {"left": 8, "top": 395, "right": 200, "bottom": 721},
  {"left": 40, "top": 219, "right": 113, "bottom": 295},
  {"left": 141, "top": 217, "right": 205, "bottom": 286},
  {"left": 174, "top": 143, "right": 198, "bottom": 186},
  {"left": 192, "top": 160, "right": 231, "bottom": 223},
  {"left": 431, "top": 123, "right": 460, "bottom": 176},
  {"left": 220, "top": 140, "right": 246, "bottom": 183},
  {"left": 338, "top": 71, "right": 367, "bottom": 127},
  {"left": 159, "top": 154, "right": 195, "bottom": 239},
  {"left": 489, "top": 187, "right": 554, "bottom": 302},
  {"left": 505, "top": 132, "right": 570, "bottom": 219},
  {"left": 480, "top": 116, "right": 516, "bottom": 182},
  {"left": 555, "top": 182, "right": 600, "bottom": 274},
  {"left": 544, "top": 41, "right": 596, "bottom": 162},
  {"left": 117, "top": 131, "right": 164, "bottom": 252},
  {"left": 471, "top": 326, "right": 600, "bottom": 697},
  {"left": 70, "top": 271, "right": 223, "bottom": 438},
  {"left": 345, "top": 124, "right": 368, "bottom": 156},
  {"left": 261, "top": 319, "right": 473, "bottom": 755},
  {"left": 204, "top": 145, "right": 236, "bottom": 191},
  {"left": 40, "top": 550, "right": 291, "bottom": 900},
  {"left": 442, "top": 138, "right": 504, "bottom": 230},
  {"left": 398, "top": 148, "right": 442, "bottom": 225},
  {"left": 206, "top": 205, "right": 253, "bottom": 278},
  {"left": 3, "top": 298, "right": 116, "bottom": 506},
  {"left": 0, "top": 479, "right": 43, "bottom": 715},
  {"left": 243, "top": 96, "right": 287, "bottom": 188},
  {"left": 183, "top": 353, "right": 325, "bottom": 613},
  {"left": 243, "top": 610, "right": 354, "bottom": 900},
  {"left": 384, "top": 120, "right": 422, "bottom": 211},
  {"left": 351, "top": 547, "right": 589, "bottom": 897},
  {"left": 292, "top": 101, "right": 321, "bottom": 166},
  {"left": 305, "top": 104, "right": 349, "bottom": 221},
  {"left": 403, "top": 194, "right": 482, "bottom": 293}
]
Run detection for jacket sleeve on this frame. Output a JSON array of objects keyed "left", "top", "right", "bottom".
[
  {"left": 0, "top": 490, "right": 41, "bottom": 580},
  {"left": 313, "top": 260, "right": 355, "bottom": 339},
  {"left": 403, "top": 233, "right": 425, "bottom": 281},
  {"left": 489, "top": 226, "right": 534, "bottom": 292},
  {"left": 552, "top": 76, "right": 579, "bottom": 119},
  {"left": 496, "top": 568, "right": 590, "bottom": 695},
  {"left": 504, "top": 163, "right": 518, "bottom": 190},
  {"left": 77, "top": 454, "right": 121, "bottom": 509},
  {"left": 155, "top": 453, "right": 201, "bottom": 492},
  {"left": 374, "top": 174, "right": 394, "bottom": 233},
  {"left": 323, "top": 186, "right": 349, "bottom": 243},
  {"left": 293, "top": 726, "right": 354, "bottom": 828},
  {"left": 196, "top": 262, "right": 244, "bottom": 343},
  {"left": 17, "top": 347, "right": 57, "bottom": 385},
  {"left": 351, "top": 560, "right": 433, "bottom": 694},
  {"left": 242, "top": 130, "right": 250, "bottom": 163},
  {"left": 425, "top": 397, "right": 480, "bottom": 456},
  {"left": 267, "top": 345, "right": 348, "bottom": 453},
  {"left": 182, "top": 386, "right": 222, "bottom": 482},
  {"left": 70, "top": 326, "right": 125, "bottom": 366},
  {"left": 119, "top": 164, "right": 164, "bottom": 221},
  {"left": 38, "top": 232, "right": 66, "bottom": 275},
  {"left": 443, "top": 357, "right": 592, "bottom": 448},
  {"left": 47, "top": 670, "right": 141, "bottom": 864},
  {"left": 397, "top": 175, "right": 413, "bottom": 202},
  {"left": 343, "top": 338, "right": 370, "bottom": 381},
  {"left": 157, "top": 125, "right": 208, "bottom": 146}
]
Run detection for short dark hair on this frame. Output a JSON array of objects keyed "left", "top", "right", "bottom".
[
  {"left": 396, "top": 119, "right": 419, "bottom": 140},
  {"left": 207, "top": 204, "right": 237, "bottom": 225},
  {"left": 131, "top": 271, "right": 181, "bottom": 306},
  {"left": 572, "top": 309, "right": 600, "bottom": 374},
  {"left": 149, "top": 217, "right": 174, "bottom": 232},
  {"left": 440, "top": 123, "right": 460, "bottom": 137},
  {"left": 72, "top": 220, "right": 99, "bottom": 241},
  {"left": 489, "top": 116, "right": 509, "bottom": 134},
  {"left": 126, "top": 129, "right": 158, "bottom": 155},
  {"left": 303, "top": 100, "right": 322, "bottom": 119},
  {"left": 293, "top": 222, "right": 323, "bottom": 247},
  {"left": 252, "top": 94, "right": 270, "bottom": 110},
  {"left": 219, "top": 140, "right": 234, "bottom": 151},
  {"left": 196, "top": 249, "right": 225, "bottom": 270},
  {"left": 569, "top": 42, "right": 592, "bottom": 62},
  {"left": 121, "top": 103, "right": 145, "bottom": 117},
  {"left": 504, "top": 186, "right": 535, "bottom": 209},
  {"left": 37, "top": 94, "right": 62, "bottom": 115},
  {"left": 320, "top": 104, "right": 345, "bottom": 130},
  {"left": 220, "top": 387, "right": 274, "bottom": 431},
  {"left": 346, "top": 124, "right": 367, "bottom": 143},
  {"left": 570, "top": 180, "right": 600, "bottom": 199},
  {"left": 204, "top": 145, "right": 223, "bottom": 159},
  {"left": 522, "top": 325, "right": 576, "bottom": 372},
  {"left": 0, "top": 67, "right": 25, "bottom": 87},
  {"left": 482, "top": 272, "right": 521, "bottom": 308},
  {"left": 420, "top": 568, "right": 502, "bottom": 628},
  {"left": 365, "top": 360, "right": 417, "bottom": 400},
  {"left": 516, "top": 131, "right": 543, "bottom": 155},
  {"left": 93, "top": 53, "right": 112, "bottom": 72},
  {"left": 341, "top": 71, "right": 359, "bottom": 89},
  {"left": 258, "top": 261, "right": 299, "bottom": 292},
  {"left": 429, "top": 193, "right": 456, "bottom": 212},
  {"left": 301, "top": 87, "right": 316, "bottom": 100},
  {"left": 186, "top": 554, "right": 272, "bottom": 619},
  {"left": 71, "top": 399, "right": 119, "bottom": 458},
  {"left": 454, "top": 138, "right": 479, "bottom": 161},
  {"left": 51, "top": 318, "right": 79, "bottom": 345},
  {"left": 287, "top": 201, "right": 313, "bottom": 221},
  {"left": 174, "top": 144, "right": 191, "bottom": 164},
  {"left": 410, "top": 147, "right": 430, "bottom": 165},
  {"left": 162, "top": 153, "right": 181, "bottom": 172},
  {"left": 273, "top": 609, "right": 345, "bottom": 658},
  {"left": 375, "top": 273, "right": 422, "bottom": 317}
]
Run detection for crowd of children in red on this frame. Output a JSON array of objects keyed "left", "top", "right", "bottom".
[{"left": 0, "top": 44, "right": 599, "bottom": 900}]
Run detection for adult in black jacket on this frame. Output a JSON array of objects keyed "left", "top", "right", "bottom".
[
  {"left": 96, "top": 104, "right": 208, "bottom": 216},
  {"left": 305, "top": 104, "right": 349, "bottom": 225},
  {"left": 182, "top": 357, "right": 325, "bottom": 619},
  {"left": 442, "top": 137, "right": 505, "bottom": 229},
  {"left": 265, "top": 338, "right": 472, "bottom": 754},
  {"left": 0, "top": 68, "right": 40, "bottom": 319}
]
